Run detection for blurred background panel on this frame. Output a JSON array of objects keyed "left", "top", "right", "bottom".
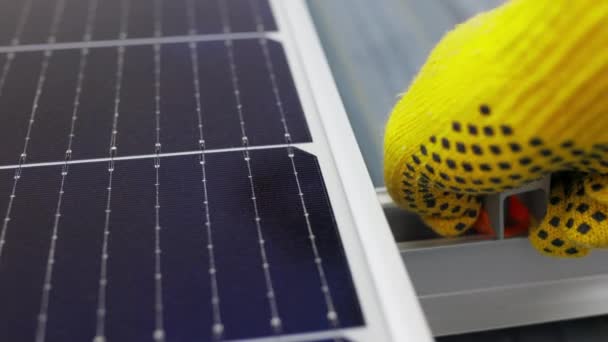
[{"left": 307, "top": 0, "right": 503, "bottom": 186}]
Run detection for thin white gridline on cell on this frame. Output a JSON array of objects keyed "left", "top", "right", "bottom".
[
  {"left": 93, "top": 0, "right": 131, "bottom": 340},
  {"left": 151, "top": 0, "right": 166, "bottom": 340},
  {"left": 186, "top": 0, "right": 225, "bottom": 338}
]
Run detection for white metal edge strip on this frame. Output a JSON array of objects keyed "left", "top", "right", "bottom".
[
  {"left": 278, "top": 1, "right": 432, "bottom": 341},
  {"left": 421, "top": 274, "right": 608, "bottom": 336},
  {"left": 401, "top": 237, "right": 608, "bottom": 295}
]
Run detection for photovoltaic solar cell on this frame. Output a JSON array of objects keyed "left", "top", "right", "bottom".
[
  {"left": 0, "top": 39, "right": 309, "bottom": 166},
  {"left": 0, "top": 150, "right": 362, "bottom": 341},
  {"left": 0, "top": 0, "right": 276, "bottom": 46}
]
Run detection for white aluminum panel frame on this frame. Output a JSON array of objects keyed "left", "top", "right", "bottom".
[{"left": 273, "top": 1, "right": 433, "bottom": 341}]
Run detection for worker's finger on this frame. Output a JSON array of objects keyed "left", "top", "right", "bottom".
[
  {"left": 391, "top": 153, "right": 482, "bottom": 236},
  {"left": 562, "top": 175, "right": 608, "bottom": 248},
  {"left": 529, "top": 180, "right": 589, "bottom": 257},
  {"left": 422, "top": 205, "right": 480, "bottom": 237},
  {"left": 584, "top": 173, "right": 608, "bottom": 205}
]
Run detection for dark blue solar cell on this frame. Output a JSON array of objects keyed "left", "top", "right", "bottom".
[
  {"left": 234, "top": 39, "right": 310, "bottom": 147},
  {"left": 0, "top": 51, "right": 44, "bottom": 165},
  {"left": 0, "top": 39, "right": 309, "bottom": 166},
  {"left": 55, "top": 0, "right": 90, "bottom": 43},
  {"left": 0, "top": 0, "right": 21, "bottom": 46},
  {"left": 0, "top": 53, "right": 7, "bottom": 92},
  {"left": 118, "top": 44, "right": 156, "bottom": 158},
  {"left": 0, "top": 0, "right": 277, "bottom": 46},
  {"left": 15, "top": 0, "right": 57, "bottom": 45},
  {"left": 160, "top": 0, "right": 190, "bottom": 37},
  {"left": 88, "top": 0, "right": 123, "bottom": 41},
  {"left": 224, "top": 0, "right": 276, "bottom": 33},
  {"left": 0, "top": 148, "right": 362, "bottom": 341},
  {"left": 65, "top": 46, "right": 117, "bottom": 162},
  {"left": 127, "top": 0, "right": 156, "bottom": 39},
  {"left": 25, "top": 49, "right": 82, "bottom": 165},
  {"left": 0, "top": 167, "right": 59, "bottom": 341}
]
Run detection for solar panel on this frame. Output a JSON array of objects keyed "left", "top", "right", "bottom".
[{"left": 0, "top": 0, "right": 431, "bottom": 341}]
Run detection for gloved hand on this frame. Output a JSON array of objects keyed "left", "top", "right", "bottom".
[{"left": 384, "top": 0, "right": 608, "bottom": 257}]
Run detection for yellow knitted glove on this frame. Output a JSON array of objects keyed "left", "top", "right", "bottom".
[{"left": 384, "top": 0, "right": 608, "bottom": 257}]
